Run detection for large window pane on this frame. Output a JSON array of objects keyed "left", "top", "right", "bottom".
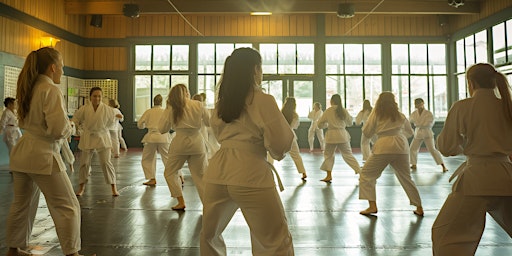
[
  {"left": 392, "top": 44, "right": 408, "bottom": 74},
  {"left": 135, "top": 45, "right": 151, "bottom": 71},
  {"left": 345, "top": 44, "right": 363, "bottom": 74},
  {"left": 278, "top": 44, "right": 296, "bottom": 74},
  {"left": 261, "top": 44, "right": 278, "bottom": 74},
  {"left": 457, "top": 74, "right": 467, "bottom": 100},
  {"left": 198, "top": 44, "right": 215, "bottom": 73},
  {"left": 410, "top": 44, "right": 427, "bottom": 74},
  {"left": 172, "top": 45, "right": 189, "bottom": 71},
  {"left": 493, "top": 23, "right": 506, "bottom": 65},
  {"left": 153, "top": 45, "right": 170, "bottom": 70},
  {"left": 326, "top": 44, "right": 344, "bottom": 74},
  {"left": 364, "top": 76, "right": 382, "bottom": 107},
  {"left": 475, "top": 30, "right": 488, "bottom": 63},
  {"left": 293, "top": 80, "right": 313, "bottom": 118},
  {"left": 391, "top": 76, "right": 410, "bottom": 115},
  {"left": 345, "top": 76, "right": 363, "bottom": 116},
  {"left": 428, "top": 44, "right": 446, "bottom": 74},
  {"left": 198, "top": 75, "right": 216, "bottom": 108},
  {"left": 364, "top": 44, "right": 381, "bottom": 74},
  {"left": 431, "top": 76, "right": 448, "bottom": 120},
  {"left": 134, "top": 75, "right": 151, "bottom": 120},
  {"left": 465, "top": 35, "right": 476, "bottom": 67},
  {"left": 456, "top": 39, "right": 465, "bottom": 73},
  {"left": 297, "top": 44, "right": 314, "bottom": 74}
]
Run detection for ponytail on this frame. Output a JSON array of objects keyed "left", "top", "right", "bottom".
[
  {"left": 16, "top": 47, "right": 61, "bottom": 122},
  {"left": 16, "top": 51, "right": 40, "bottom": 122},
  {"left": 495, "top": 72, "right": 512, "bottom": 121}
]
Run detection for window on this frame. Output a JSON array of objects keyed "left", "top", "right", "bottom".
[
  {"left": 493, "top": 19, "right": 512, "bottom": 81},
  {"left": 325, "top": 44, "right": 382, "bottom": 117},
  {"left": 391, "top": 44, "right": 447, "bottom": 120},
  {"left": 455, "top": 30, "right": 488, "bottom": 99},
  {"left": 260, "top": 44, "right": 315, "bottom": 74},
  {"left": 197, "top": 43, "right": 252, "bottom": 108},
  {"left": 134, "top": 45, "right": 190, "bottom": 120}
]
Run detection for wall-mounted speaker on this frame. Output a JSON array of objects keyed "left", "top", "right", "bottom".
[
  {"left": 123, "top": 4, "right": 140, "bottom": 18},
  {"left": 337, "top": 3, "right": 355, "bottom": 18},
  {"left": 90, "top": 15, "right": 102, "bottom": 28}
]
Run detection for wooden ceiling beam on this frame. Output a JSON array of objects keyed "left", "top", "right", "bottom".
[{"left": 65, "top": 0, "right": 481, "bottom": 15}]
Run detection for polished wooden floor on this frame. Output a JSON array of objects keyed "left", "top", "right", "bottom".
[{"left": 1, "top": 148, "right": 511, "bottom": 256}]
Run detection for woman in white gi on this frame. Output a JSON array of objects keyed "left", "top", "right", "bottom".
[
  {"left": 72, "top": 87, "right": 121, "bottom": 196},
  {"left": 358, "top": 92, "right": 423, "bottom": 216},
  {"left": 0, "top": 97, "right": 22, "bottom": 153},
  {"left": 5, "top": 47, "right": 83, "bottom": 256},
  {"left": 158, "top": 84, "right": 210, "bottom": 210},
  {"left": 108, "top": 98, "right": 124, "bottom": 158},
  {"left": 137, "top": 94, "right": 173, "bottom": 186},
  {"left": 318, "top": 94, "right": 361, "bottom": 182},
  {"left": 409, "top": 98, "right": 448, "bottom": 172},
  {"left": 281, "top": 97, "right": 308, "bottom": 180},
  {"left": 355, "top": 99, "right": 374, "bottom": 162},
  {"left": 307, "top": 102, "right": 325, "bottom": 152},
  {"left": 432, "top": 63, "right": 512, "bottom": 255},
  {"left": 200, "top": 48, "right": 295, "bottom": 255}
]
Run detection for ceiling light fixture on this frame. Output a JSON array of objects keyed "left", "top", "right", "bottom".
[
  {"left": 251, "top": 12, "right": 272, "bottom": 16},
  {"left": 337, "top": 3, "right": 355, "bottom": 18}
]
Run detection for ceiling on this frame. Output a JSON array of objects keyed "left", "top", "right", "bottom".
[{"left": 64, "top": 0, "right": 482, "bottom": 16}]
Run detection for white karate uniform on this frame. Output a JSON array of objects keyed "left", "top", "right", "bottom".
[
  {"left": 6, "top": 75, "right": 81, "bottom": 255},
  {"left": 205, "top": 108, "right": 220, "bottom": 159},
  {"left": 0, "top": 108, "right": 22, "bottom": 153},
  {"left": 200, "top": 89, "right": 295, "bottom": 256},
  {"left": 72, "top": 102, "right": 117, "bottom": 184},
  {"left": 158, "top": 99, "right": 210, "bottom": 201},
  {"left": 432, "top": 89, "right": 512, "bottom": 255},
  {"left": 358, "top": 112, "right": 422, "bottom": 207},
  {"left": 109, "top": 107, "right": 123, "bottom": 157},
  {"left": 307, "top": 109, "right": 325, "bottom": 151},
  {"left": 267, "top": 115, "right": 306, "bottom": 174},
  {"left": 409, "top": 108, "right": 444, "bottom": 166},
  {"left": 355, "top": 109, "right": 375, "bottom": 161},
  {"left": 318, "top": 106, "right": 361, "bottom": 174},
  {"left": 137, "top": 105, "right": 172, "bottom": 180}
]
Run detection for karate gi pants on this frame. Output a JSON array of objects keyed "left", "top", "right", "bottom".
[
  {"left": 320, "top": 142, "right": 361, "bottom": 174},
  {"left": 141, "top": 142, "right": 169, "bottom": 180},
  {"left": 409, "top": 137, "right": 443, "bottom": 165},
  {"left": 307, "top": 127, "right": 324, "bottom": 151},
  {"left": 164, "top": 153, "right": 206, "bottom": 201},
  {"left": 361, "top": 135, "right": 373, "bottom": 161},
  {"left": 432, "top": 186, "right": 512, "bottom": 255},
  {"left": 109, "top": 130, "right": 121, "bottom": 157},
  {"left": 78, "top": 148, "right": 116, "bottom": 184},
  {"left": 359, "top": 154, "right": 422, "bottom": 206},
  {"left": 6, "top": 161, "right": 81, "bottom": 255},
  {"left": 200, "top": 183, "right": 294, "bottom": 256}
]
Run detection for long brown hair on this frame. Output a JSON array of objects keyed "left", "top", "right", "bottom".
[
  {"left": 216, "top": 48, "right": 262, "bottom": 123},
  {"left": 17, "top": 47, "right": 61, "bottom": 121},
  {"left": 467, "top": 63, "right": 512, "bottom": 121},
  {"left": 330, "top": 94, "right": 346, "bottom": 120},
  {"left": 167, "top": 84, "right": 189, "bottom": 124},
  {"left": 281, "top": 97, "right": 297, "bottom": 125},
  {"left": 374, "top": 92, "right": 401, "bottom": 122}
]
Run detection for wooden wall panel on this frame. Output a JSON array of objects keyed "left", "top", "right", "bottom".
[
  {"left": 325, "top": 14, "right": 446, "bottom": 37},
  {"left": 84, "top": 47, "right": 126, "bottom": 71},
  {"left": 450, "top": 0, "right": 512, "bottom": 33}
]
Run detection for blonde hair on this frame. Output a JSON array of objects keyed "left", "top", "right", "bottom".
[
  {"left": 167, "top": 84, "right": 188, "bottom": 124},
  {"left": 375, "top": 92, "right": 401, "bottom": 122},
  {"left": 153, "top": 94, "right": 163, "bottom": 105},
  {"left": 467, "top": 63, "right": 512, "bottom": 121},
  {"left": 17, "top": 47, "right": 61, "bottom": 121}
]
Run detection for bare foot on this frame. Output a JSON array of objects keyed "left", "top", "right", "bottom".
[
  {"left": 172, "top": 204, "right": 186, "bottom": 211},
  {"left": 301, "top": 173, "right": 307, "bottom": 181},
  {"left": 414, "top": 207, "right": 424, "bottom": 216},
  {"left": 143, "top": 179, "right": 156, "bottom": 186},
  {"left": 111, "top": 184, "right": 120, "bottom": 196},
  {"left": 410, "top": 165, "right": 417, "bottom": 169},
  {"left": 360, "top": 207, "right": 378, "bottom": 215},
  {"left": 7, "top": 248, "right": 32, "bottom": 256},
  {"left": 75, "top": 184, "right": 85, "bottom": 196},
  {"left": 320, "top": 178, "right": 332, "bottom": 183}
]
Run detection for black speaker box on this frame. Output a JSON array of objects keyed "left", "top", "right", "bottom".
[
  {"left": 90, "top": 15, "right": 102, "bottom": 28},
  {"left": 123, "top": 4, "right": 140, "bottom": 18}
]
